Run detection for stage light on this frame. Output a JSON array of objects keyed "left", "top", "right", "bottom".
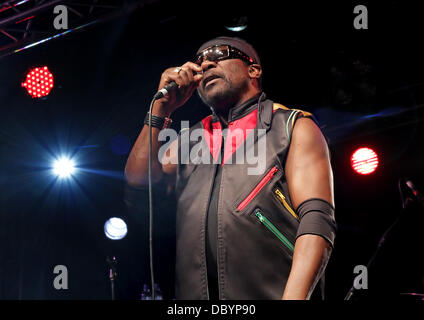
[
  {"left": 104, "top": 217, "right": 128, "bottom": 240},
  {"left": 52, "top": 157, "right": 76, "bottom": 179},
  {"left": 225, "top": 16, "right": 248, "bottom": 32},
  {"left": 21, "top": 66, "right": 54, "bottom": 99},
  {"left": 351, "top": 147, "right": 379, "bottom": 175},
  {"left": 225, "top": 25, "right": 247, "bottom": 32}
]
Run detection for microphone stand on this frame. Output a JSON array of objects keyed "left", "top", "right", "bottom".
[
  {"left": 344, "top": 198, "right": 413, "bottom": 300},
  {"left": 106, "top": 256, "right": 118, "bottom": 300}
]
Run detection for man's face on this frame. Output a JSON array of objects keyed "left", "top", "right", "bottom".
[{"left": 197, "top": 58, "right": 251, "bottom": 111}]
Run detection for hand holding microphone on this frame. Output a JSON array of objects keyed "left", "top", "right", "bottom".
[
  {"left": 153, "top": 62, "right": 203, "bottom": 116},
  {"left": 145, "top": 62, "right": 202, "bottom": 301}
]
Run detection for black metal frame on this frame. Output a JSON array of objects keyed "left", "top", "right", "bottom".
[{"left": 0, "top": 0, "right": 155, "bottom": 59}]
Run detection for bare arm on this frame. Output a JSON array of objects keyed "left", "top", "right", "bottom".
[
  {"left": 282, "top": 117, "right": 334, "bottom": 300},
  {"left": 124, "top": 62, "right": 203, "bottom": 187},
  {"left": 124, "top": 101, "right": 176, "bottom": 186}
]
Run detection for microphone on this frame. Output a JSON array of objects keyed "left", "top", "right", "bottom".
[
  {"left": 153, "top": 81, "right": 178, "bottom": 100},
  {"left": 405, "top": 179, "right": 424, "bottom": 208}
]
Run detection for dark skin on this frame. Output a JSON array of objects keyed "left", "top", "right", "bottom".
[{"left": 125, "top": 56, "right": 333, "bottom": 300}]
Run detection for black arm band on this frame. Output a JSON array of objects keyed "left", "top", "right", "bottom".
[
  {"left": 144, "top": 112, "right": 172, "bottom": 129},
  {"left": 295, "top": 198, "right": 337, "bottom": 247}
]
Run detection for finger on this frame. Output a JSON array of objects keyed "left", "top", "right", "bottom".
[
  {"left": 182, "top": 66, "right": 194, "bottom": 82},
  {"left": 178, "top": 67, "right": 191, "bottom": 86},
  {"left": 193, "top": 73, "right": 203, "bottom": 83},
  {"left": 163, "top": 71, "right": 183, "bottom": 88},
  {"left": 163, "top": 68, "right": 197, "bottom": 97},
  {"left": 181, "top": 61, "right": 203, "bottom": 74}
]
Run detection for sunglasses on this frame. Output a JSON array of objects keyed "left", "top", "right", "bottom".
[{"left": 194, "top": 45, "right": 255, "bottom": 66}]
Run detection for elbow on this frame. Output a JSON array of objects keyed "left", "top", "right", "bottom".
[
  {"left": 124, "top": 164, "right": 145, "bottom": 188},
  {"left": 124, "top": 166, "right": 163, "bottom": 188},
  {"left": 125, "top": 171, "right": 144, "bottom": 188},
  {"left": 125, "top": 176, "right": 146, "bottom": 189}
]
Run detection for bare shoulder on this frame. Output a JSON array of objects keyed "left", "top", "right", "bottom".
[
  {"left": 290, "top": 117, "right": 329, "bottom": 157},
  {"left": 286, "top": 116, "right": 334, "bottom": 207},
  {"left": 292, "top": 117, "right": 324, "bottom": 143}
]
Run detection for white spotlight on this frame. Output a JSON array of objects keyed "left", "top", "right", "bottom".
[
  {"left": 225, "top": 25, "right": 247, "bottom": 32},
  {"left": 104, "top": 217, "right": 128, "bottom": 240},
  {"left": 225, "top": 16, "right": 248, "bottom": 32},
  {"left": 53, "top": 157, "right": 76, "bottom": 178}
]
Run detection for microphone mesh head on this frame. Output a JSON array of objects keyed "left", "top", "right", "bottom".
[{"left": 406, "top": 180, "right": 415, "bottom": 190}]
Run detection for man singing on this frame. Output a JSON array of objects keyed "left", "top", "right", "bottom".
[{"left": 125, "top": 37, "right": 336, "bottom": 300}]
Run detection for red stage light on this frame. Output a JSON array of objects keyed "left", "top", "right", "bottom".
[
  {"left": 351, "top": 147, "right": 379, "bottom": 175},
  {"left": 21, "top": 66, "right": 54, "bottom": 98}
]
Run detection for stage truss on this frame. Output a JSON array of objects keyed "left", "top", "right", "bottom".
[{"left": 0, "top": 0, "right": 156, "bottom": 58}]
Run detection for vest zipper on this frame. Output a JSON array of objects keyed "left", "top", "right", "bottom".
[
  {"left": 237, "top": 166, "right": 279, "bottom": 211},
  {"left": 205, "top": 164, "right": 218, "bottom": 300},
  {"left": 216, "top": 127, "right": 226, "bottom": 300},
  {"left": 255, "top": 209, "right": 295, "bottom": 253},
  {"left": 205, "top": 124, "right": 224, "bottom": 300},
  {"left": 274, "top": 188, "right": 299, "bottom": 220}
]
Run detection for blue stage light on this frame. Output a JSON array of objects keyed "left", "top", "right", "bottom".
[{"left": 52, "top": 157, "right": 76, "bottom": 179}]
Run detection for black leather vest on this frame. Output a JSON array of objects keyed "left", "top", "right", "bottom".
[{"left": 174, "top": 97, "right": 315, "bottom": 299}]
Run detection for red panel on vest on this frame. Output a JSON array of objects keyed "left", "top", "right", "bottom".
[
  {"left": 201, "top": 115, "right": 222, "bottom": 162},
  {"left": 202, "top": 108, "right": 258, "bottom": 165},
  {"left": 222, "top": 108, "right": 258, "bottom": 165}
]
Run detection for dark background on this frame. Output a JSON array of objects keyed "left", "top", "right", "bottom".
[{"left": 1, "top": 0, "right": 424, "bottom": 300}]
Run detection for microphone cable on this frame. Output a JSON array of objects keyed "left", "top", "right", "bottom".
[
  {"left": 148, "top": 97, "right": 156, "bottom": 300},
  {"left": 147, "top": 81, "right": 177, "bottom": 300}
]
